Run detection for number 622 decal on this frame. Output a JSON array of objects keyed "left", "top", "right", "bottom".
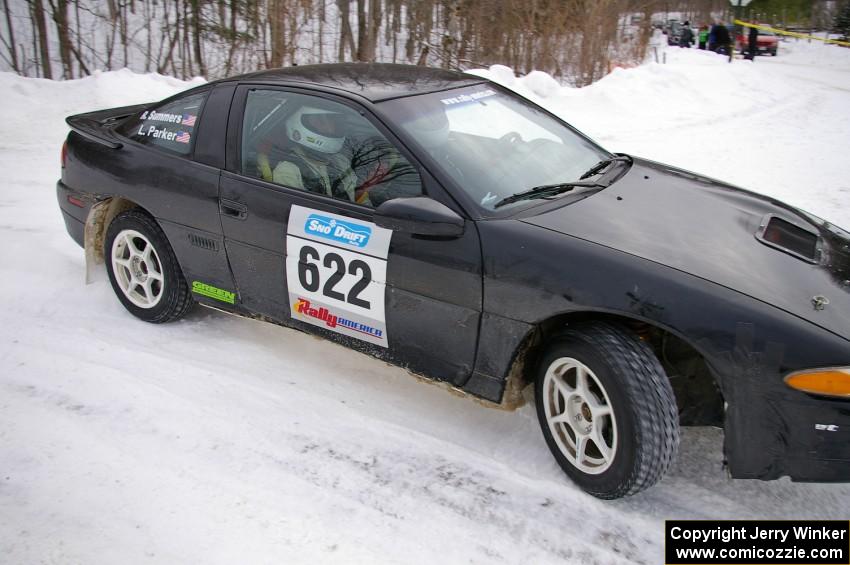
[{"left": 298, "top": 245, "right": 372, "bottom": 309}]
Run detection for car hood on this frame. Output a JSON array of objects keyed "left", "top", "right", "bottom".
[{"left": 520, "top": 157, "right": 850, "bottom": 340}]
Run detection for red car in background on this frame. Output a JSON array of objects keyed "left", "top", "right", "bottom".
[{"left": 737, "top": 28, "right": 779, "bottom": 56}]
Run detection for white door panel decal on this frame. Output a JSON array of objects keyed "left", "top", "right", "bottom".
[{"left": 286, "top": 205, "right": 392, "bottom": 347}]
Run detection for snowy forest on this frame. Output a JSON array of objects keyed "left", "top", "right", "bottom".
[{"left": 0, "top": 0, "right": 843, "bottom": 86}]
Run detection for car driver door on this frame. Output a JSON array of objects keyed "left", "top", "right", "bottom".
[{"left": 219, "top": 85, "right": 482, "bottom": 385}]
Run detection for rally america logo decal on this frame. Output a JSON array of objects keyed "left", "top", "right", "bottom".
[{"left": 294, "top": 298, "right": 384, "bottom": 340}]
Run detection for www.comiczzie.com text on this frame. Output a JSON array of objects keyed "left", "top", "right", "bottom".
[{"left": 665, "top": 520, "right": 850, "bottom": 565}]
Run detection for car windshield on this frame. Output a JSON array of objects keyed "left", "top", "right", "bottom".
[{"left": 379, "top": 85, "right": 610, "bottom": 211}]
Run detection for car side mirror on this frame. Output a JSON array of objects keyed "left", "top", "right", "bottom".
[{"left": 374, "top": 197, "right": 465, "bottom": 238}]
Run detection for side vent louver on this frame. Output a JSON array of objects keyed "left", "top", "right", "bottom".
[
  {"left": 755, "top": 214, "right": 820, "bottom": 263},
  {"left": 188, "top": 233, "right": 218, "bottom": 251}
]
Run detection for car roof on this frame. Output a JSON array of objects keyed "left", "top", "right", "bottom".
[{"left": 228, "top": 63, "right": 487, "bottom": 102}]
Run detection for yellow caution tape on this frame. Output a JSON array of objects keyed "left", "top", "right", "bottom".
[{"left": 734, "top": 19, "right": 850, "bottom": 47}]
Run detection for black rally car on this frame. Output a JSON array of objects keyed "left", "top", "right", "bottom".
[{"left": 57, "top": 64, "right": 850, "bottom": 499}]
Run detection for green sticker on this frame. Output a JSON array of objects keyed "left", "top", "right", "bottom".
[{"left": 192, "top": 281, "right": 236, "bottom": 304}]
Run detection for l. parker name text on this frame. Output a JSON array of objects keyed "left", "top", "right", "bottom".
[
  {"left": 136, "top": 124, "right": 179, "bottom": 141},
  {"left": 670, "top": 525, "right": 848, "bottom": 544}
]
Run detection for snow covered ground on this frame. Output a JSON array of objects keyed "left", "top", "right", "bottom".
[{"left": 1, "top": 40, "right": 849, "bottom": 564}]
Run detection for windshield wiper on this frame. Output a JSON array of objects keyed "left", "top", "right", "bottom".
[
  {"left": 579, "top": 155, "right": 631, "bottom": 180},
  {"left": 493, "top": 180, "right": 605, "bottom": 208}
]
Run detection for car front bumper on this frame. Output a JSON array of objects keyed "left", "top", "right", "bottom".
[
  {"left": 727, "top": 387, "right": 850, "bottom": 483},
  {"left": 781, "top": 393, "right": 850, "bottom": 482}
]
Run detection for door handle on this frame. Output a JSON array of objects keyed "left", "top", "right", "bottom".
[{"left": 220, "top": 198, "right": 248, "bottom": 220}]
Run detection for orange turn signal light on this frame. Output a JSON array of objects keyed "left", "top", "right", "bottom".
[{"left": 785, "top": 368, "right": 850, "bottom": 398}]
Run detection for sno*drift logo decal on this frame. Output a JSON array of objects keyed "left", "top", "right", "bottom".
[
  {"left": 294, "top": 298, "right": 383, "bottom": 339},
  {"left": 305, "top": 214, "right": 371, "bottom": 248}
]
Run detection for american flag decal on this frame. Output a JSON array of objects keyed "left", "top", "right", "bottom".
[
  {"left": 181, "top": 114, "right": 197, "bottom": 127},
  {"left": 175, "top": 131, "right": 191, "bottom": 144}
]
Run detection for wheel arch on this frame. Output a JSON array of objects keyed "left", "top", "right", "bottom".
[
  {"left": 83, "top": 196, "right": 154, "bottom": 283},
  {"left": 503, "top": 310, "right": 726, "bottom": 427}
]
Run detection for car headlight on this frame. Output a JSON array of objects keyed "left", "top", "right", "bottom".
[{"left": 785, "top": 367, "right": 850, "bottom": 398}]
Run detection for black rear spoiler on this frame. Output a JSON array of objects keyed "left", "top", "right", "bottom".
[{"left": 65, "top": 103, "right": 149, "bottom": 149}]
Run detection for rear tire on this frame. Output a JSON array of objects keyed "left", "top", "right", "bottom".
[
  {"left": 104, "top": 209, "right": 193, "bottom": 323},
  {"left": 534, "top": 322, "right": 680, "bottom": 499}
]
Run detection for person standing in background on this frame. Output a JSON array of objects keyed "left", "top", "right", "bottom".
[
  {"left": 698, "top": 24, "right": 709, "bottom": 49},
  {"left": 745, "top": 23, "right": 759, "bottom": 60},
  {"left": 711, "top": 20, "right": 731, "bottom": 55},
  {"left": 679, "top": 21, "right": 695, "bottom": 48}
]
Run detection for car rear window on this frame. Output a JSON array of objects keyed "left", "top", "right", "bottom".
[{"left": 119, "top": 91, "right": 207, "bottom": 156}]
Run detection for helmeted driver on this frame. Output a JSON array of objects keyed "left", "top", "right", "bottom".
[{"left": 257, "top": 106, "right": 365, "bottom": 204}]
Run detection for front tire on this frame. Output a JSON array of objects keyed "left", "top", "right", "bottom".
[
  {"left": 104, "top": 209, "right": 193, "bottom": 323},
  {"left": 535, "top": 322, "right": 679, "bottom": 498}
]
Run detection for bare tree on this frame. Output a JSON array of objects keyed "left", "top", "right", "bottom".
[
  {"left": 46, "top": 0, "right": 73, "bottom": 78},
  {"left": 355, "top": 0, "right": 367, "bottom": 60},
  {"left": 190, "top": 0, "right": 206, "bottom": 76},
  {"left": 158, "top": 1, "right": 181, "bottom": 74},
  {"left": 28, "top": 0, "right": 52, "bottom": 78},
  {"left": 337, "top": 0, "right": 355, "bottom": 61},
  {"left": 1, "top": 0, "right": 20, "bottom": 73},
  {"left": 368, "top": 0, "right": 380, "bottom": 60}
]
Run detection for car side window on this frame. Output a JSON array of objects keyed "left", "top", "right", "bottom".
[
  {"left": 240, "top": 89, "right": 422, "bottom": 208},
  {"left": 119, "top": 91, "right": 207, "bottom": 156}
]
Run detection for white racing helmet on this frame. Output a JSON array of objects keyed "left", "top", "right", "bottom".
[{"left": 285, "top": 106, "right": 346, "bottom": 154}]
